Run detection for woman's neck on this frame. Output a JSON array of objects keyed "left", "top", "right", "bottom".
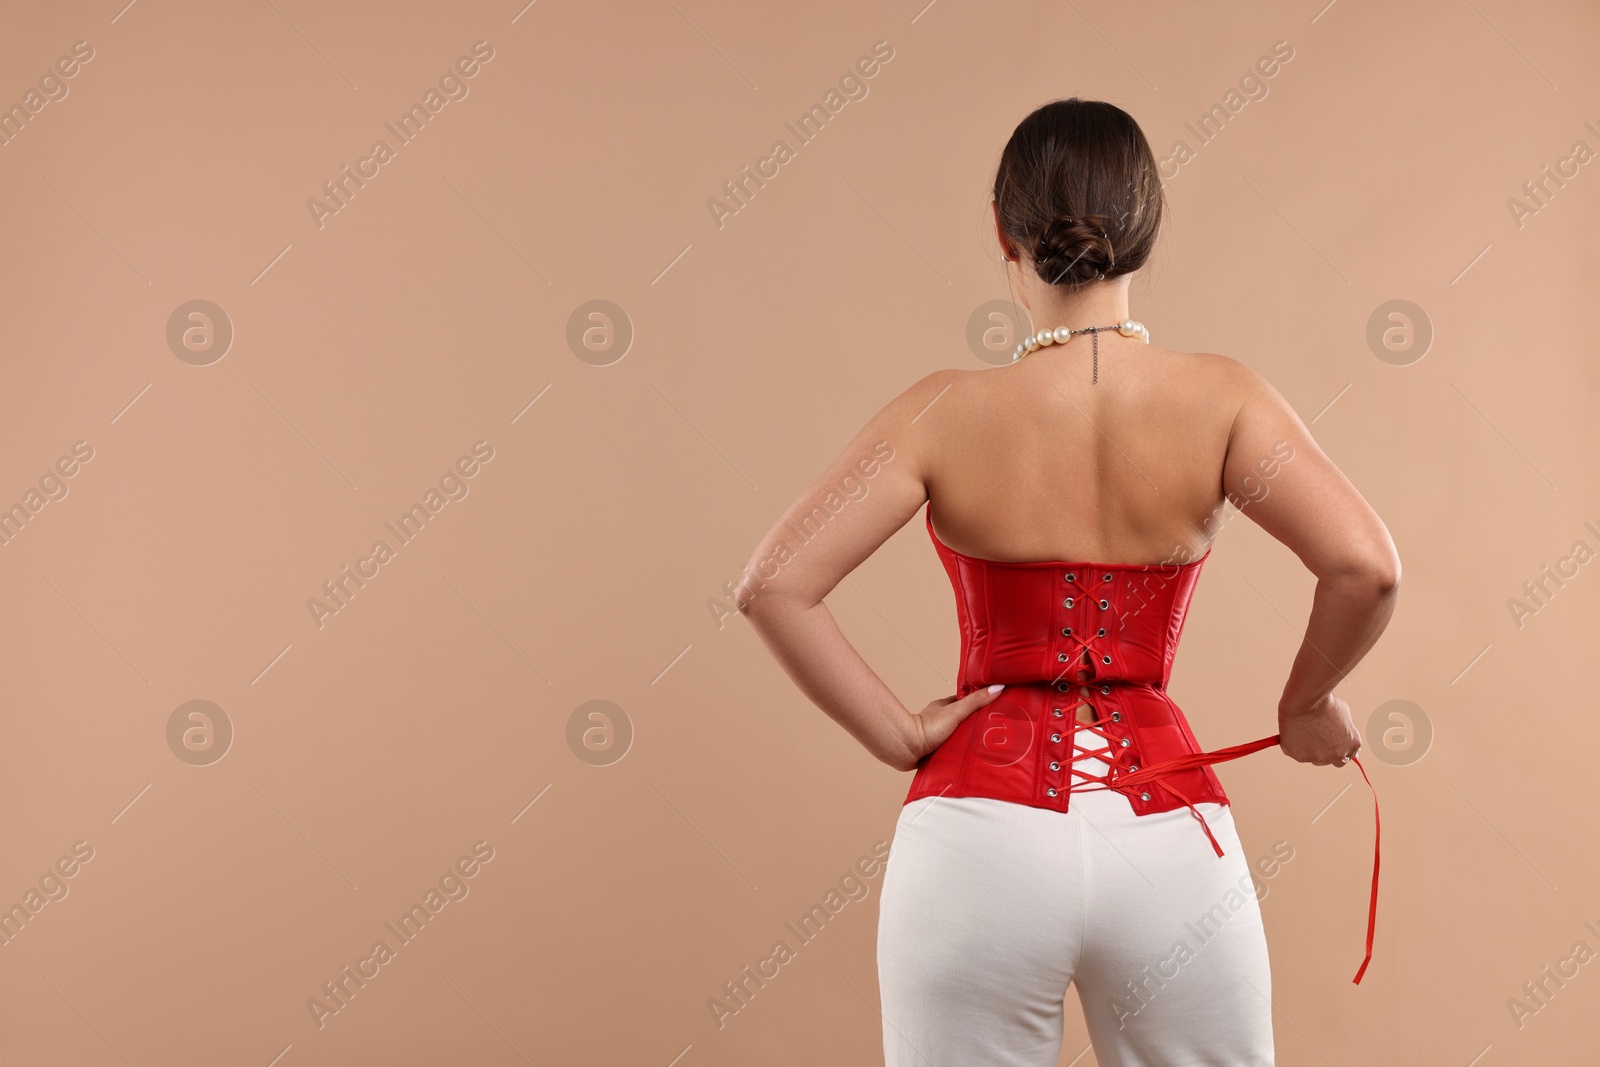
[{"left": 1016, "top": 276, "right": 1133, "bottom": 332}]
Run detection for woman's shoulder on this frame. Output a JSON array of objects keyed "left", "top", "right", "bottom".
[
  {"left": 879, "top": 366, "right": 977, "bottom": 415},
  {"left": 1146, "top": 346, "right": 1262, "bottom": 381},
  {"left": 883, "top": 349, "right": 1281, "bottom": 418},
  {"left": 1139, "top": 347, "right": 1287, "bottom": 405}
]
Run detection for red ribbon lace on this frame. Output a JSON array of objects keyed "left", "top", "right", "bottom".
[{"left": 1113, "top": 734, "right": 1380, "bottom": 985}]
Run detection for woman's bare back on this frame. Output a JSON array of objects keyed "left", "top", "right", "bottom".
[{"left": 921, "top": 341, "right": 1247, "bottom": 567}]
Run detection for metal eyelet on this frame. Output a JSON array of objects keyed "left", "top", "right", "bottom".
[
  {"left": 1129, "top": 763, "right": 1139, "bottom": 772},
  {"left": 1110, "top": 711, "right": 1122, "bottom": 722},
  {"left": 1062, "top": 627, "right": 1073, "bottom": 636},
  {"left": 1103, "top": 574, "right": 1113, "bottom": 582},
  {"left": 1052, "top": 708, "right": 1064, "bottom": 718},
  {"left": 1100, "top": 655, "right": 1111, "bottom": 665},
  {"left": 1051, "top": 733, "right": 1063, "bottom": 743},
  {"left": 1098, "top": 599, "right": 1110, "bottom": 610},
  {"left": 1119, "top": 737, "right": 1131, "bottom": 748},
  {"left": 1058, "top": 653, "right": 1069, "bottom": 662},
  {"left": 1046, "top": 787, "right": 1059, "bottom": 797},
  {"left": 1056, "top": 681, "right": 1071, "bottom": 692},
  {"left": 1097, "top": 627, "right": 1107, "bottom": 637},
  {"left": 1099, "top": 685, "right": 1111, "bottom": 695},
  {"left": 1139, "top": 791, "right": 1151, "bottom": 802},
  {"left": 1049, "top": 761, "right": 1061, "bottom": 771},
  {"left": 1064, "top": 572, "right": 1075, "bottom": 582},
  {"left": 1064, "top": 597, "right": 1075, "bottom": 608}
]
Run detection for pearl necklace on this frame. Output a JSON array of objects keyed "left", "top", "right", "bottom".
[{"left": 1011, "top": 319, "right": 1150, "bottom": 383}]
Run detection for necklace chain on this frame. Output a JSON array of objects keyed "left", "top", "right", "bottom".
[{"left": 1012, "top": 319, "right": 1150, "bottom": 383}]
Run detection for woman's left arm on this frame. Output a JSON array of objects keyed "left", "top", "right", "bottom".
[{"left": 734, "top": 370, "right": 999, "bottom": 772}]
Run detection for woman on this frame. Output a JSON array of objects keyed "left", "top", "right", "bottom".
[{"left": 736, "top": 98, "right": 1399, "bottom": 1066}]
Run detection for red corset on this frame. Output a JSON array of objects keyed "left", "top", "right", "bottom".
[{"left": 907, "top": 503, "right": 1380, "bottom": 985}]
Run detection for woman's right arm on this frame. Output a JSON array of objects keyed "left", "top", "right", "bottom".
[{"left": 1218, "top": 360, "right": 1402, "bottom": 766}]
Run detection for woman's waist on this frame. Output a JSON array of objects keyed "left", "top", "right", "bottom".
[
  {"left": 932, "top": 683, "right": 1206, "bottom": 761},
  {"left": 905, "top": 682, "right": 1228, "bottom": 814},
  {"left": 957, "top": 677, "right": 1172, "bottom": 704}
]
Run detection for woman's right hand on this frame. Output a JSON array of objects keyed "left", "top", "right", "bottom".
[
  {"left": 899, "top": 684, "right": 1007, "bottom": 770},
  {"left": 1277, "top": 692, "right": 1362, "bottom": 767}
]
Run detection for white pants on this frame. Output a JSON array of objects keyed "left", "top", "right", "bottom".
[{"left": 877, "top": 733, "right": 1274, "bottom": 1066}]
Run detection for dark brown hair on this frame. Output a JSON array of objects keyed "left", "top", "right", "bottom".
[{"left": 992, "top": 98, "right": 1164, "bottom": 288}]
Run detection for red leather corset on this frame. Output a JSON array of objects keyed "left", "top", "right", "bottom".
[
  {"left": 906, "top": 503, "right": 1381, "bottom": 985},
  {"left": 907, "top": 505, "right": 1229, "bottom": 822}
]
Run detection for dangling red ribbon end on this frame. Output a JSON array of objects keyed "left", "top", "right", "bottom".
[
  {"left": 1349, "top": 754, "right": 1380, "bottom": 985},
  {"left": 1114, "top": 733, "right": 1381, "bottom": 986}
]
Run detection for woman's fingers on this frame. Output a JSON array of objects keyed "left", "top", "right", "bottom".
[
  {"left": 1284, "top": 741, "right": 1362, "bottom": 767},
  {"left": 932, "top": 683, "right": 1005, "bottom": 731},
  {"left": 963, "top": 682, "right": 1007, "bottom": 711},
  {"left": 913, "top": 685, "right": 1007, "bottom": 761}
]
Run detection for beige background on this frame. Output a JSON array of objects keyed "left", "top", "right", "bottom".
[{"left": 1, "top": 0, "right": 1597, "bottom": 1064}]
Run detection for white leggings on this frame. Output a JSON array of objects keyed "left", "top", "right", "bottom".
[{"left": 877, "top": 733, "right": 1274, "bottom": 1066}]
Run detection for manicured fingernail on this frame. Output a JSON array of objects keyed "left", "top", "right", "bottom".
[{"left": 988, "top": 684, "right": 1006, "bottom": 693}]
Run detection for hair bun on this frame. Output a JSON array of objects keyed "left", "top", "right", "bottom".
[
  {"left": 993, "top": 99, "right": 1163, "bottom": 288},
  {"left": 1031, "top": 213, "right": 1116, "bottom": 287}
]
